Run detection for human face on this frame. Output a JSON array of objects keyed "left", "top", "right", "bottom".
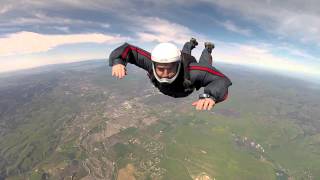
[{"left": 155, "top": 62, "right": 179, "bottom": 79}]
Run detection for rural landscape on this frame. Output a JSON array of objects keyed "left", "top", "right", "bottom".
[{"left": 0, "top": 60, "right": 319, "bottom": 179}]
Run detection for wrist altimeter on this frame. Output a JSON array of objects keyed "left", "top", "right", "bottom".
[
  {"left": 199, "top": 93, "right": 211, "bottom": 99},
  {"left": 199, "top": 94, "right": 217, "bottom": 102}
]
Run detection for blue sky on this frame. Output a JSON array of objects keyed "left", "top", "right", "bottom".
[{"left": 0, "top": 0, "right": 319, "bottom": 80}]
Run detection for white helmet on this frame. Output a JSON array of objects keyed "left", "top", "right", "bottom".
[{"left": 151, "top": 42, "right": 181, "bottom": 84}]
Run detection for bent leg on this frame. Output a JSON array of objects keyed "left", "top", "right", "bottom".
[
  {"left": 199, "top": 49, "right": 212, "bottom": 65},
  {"left": 182, "top": 38, "right": 198, "bottom": 55},
  {"left": 182, "top": 42, "right": 193, "bottom": 55}
]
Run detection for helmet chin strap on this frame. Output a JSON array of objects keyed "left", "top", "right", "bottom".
[{"left": 152, "top": 62, "right": 181, "bottom": 84}]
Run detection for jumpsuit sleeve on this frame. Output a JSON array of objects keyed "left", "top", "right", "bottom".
[
  {"left": 109, "top": 42, "right": 153, "bottom": 72},
  {"left": 189, "top": 64, "right": 232, "bottom": 103}
]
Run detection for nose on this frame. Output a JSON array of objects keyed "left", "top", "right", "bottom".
[{"left": 163, "top": 69, "right": 170, "bottom": 78}]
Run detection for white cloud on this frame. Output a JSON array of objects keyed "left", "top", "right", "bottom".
[
  {"left": 0, "top": 4, "right": 12, "bottom": 14},
  {"left": 276, "top": 45, "right": 316, "bottom": 60},
  {"left": 275, "top": 13, "right": 320, "bottom": 43},
  {"left": 2, "top": 0, "right": 319, "bottom": 44},
  {"left": 145, "top": 0, "right": 320, "bottom": 43},
  {"left": 0, "top": 52, "right": 105, "bottom": 73},
  {"left": 221, "top": 20, "right": 252, "bottom": 36},
  {"left": 101, "top": 23, "right": 110, "bottom": 29},
  {"left": 0, "top": 12, "right": 104, "bottom": 27},
  {"left": 242, "top": 42, "right": 317, "bottom": 60},
  {"left": 52, "top": 26, "right": 70, "bottom": 33},
  {"left": 134, "top": 17, "right": 194, "bottom": 44},
  {"left": 0, "top": 0, "right": 135, "bottom": 14},
  {"left": 0, "top": 31, "right": 129, "bottom": 56},
  {"left": 205, "top": 0, "right": 320, "bottom": 44},
  {"left": 214, "top": 41, "right": 320, "bottom": 77}
]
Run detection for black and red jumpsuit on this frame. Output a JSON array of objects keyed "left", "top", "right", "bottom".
[{"left": 109, "top": 42, "right": 232, "bottom": 103}]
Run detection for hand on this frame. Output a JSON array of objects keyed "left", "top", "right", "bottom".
[
  {"left": 192, "top": 98, "right": 215, "bottom": 111},
  {"left": 112, "top": 64, "right": 127, "bottom": 79}
]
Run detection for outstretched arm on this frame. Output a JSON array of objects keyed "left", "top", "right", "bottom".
[
  {"left": 109, "top": 43, "right": 153, "bottom": 78},
  {"left": 189, "top": 64, "right": 232, "bottom": 110}
]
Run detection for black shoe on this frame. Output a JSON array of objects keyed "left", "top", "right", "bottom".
[
  {"left": 205, "top": 42, "right": 215, "bottom": 49},
  {"left": 190, "top": 37, "right": 198, "bottom": 46}
]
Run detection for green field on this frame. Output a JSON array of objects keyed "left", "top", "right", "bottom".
[
  {"left": 111, "top": 103, "right": 320, "bottom": 179},
  {"left": 1, "top": 61, "right": 319, "bottom": 179}
]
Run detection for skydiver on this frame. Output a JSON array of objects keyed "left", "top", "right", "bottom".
[{"left": 108, "top": 38, "right": 232, "bottom": 111}]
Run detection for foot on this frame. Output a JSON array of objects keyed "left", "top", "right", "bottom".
[
  {"left": 190, "top": 37, "right": 198, "bottom": 47},
  {"left": 204, "top": 42, "right": 215, "bottom": 49}
]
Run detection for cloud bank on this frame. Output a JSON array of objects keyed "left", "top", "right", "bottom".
[{"left": 0, "top": 31, "right": 128, "bottom": 56}]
